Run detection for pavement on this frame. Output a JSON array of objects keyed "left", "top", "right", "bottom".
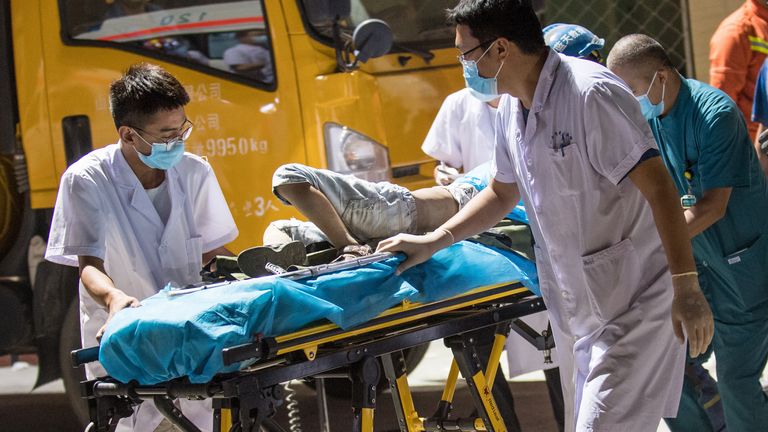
[
  {"left": 0, "top": 341, "right": 680, "bottom": 432},
  {"left": 0, "top": 360, "right": 65, "bottom": 395},
  {"left": 5, "top": 341, "right": 768, "bottom": 431}
]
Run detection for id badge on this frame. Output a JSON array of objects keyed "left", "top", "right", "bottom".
[{"left": 681, "top": 194, "right": 697, "bottom": 209}]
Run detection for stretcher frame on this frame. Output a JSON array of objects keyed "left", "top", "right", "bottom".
[{"left": 73, "top": 266, "right": 551, "bottom": 432}]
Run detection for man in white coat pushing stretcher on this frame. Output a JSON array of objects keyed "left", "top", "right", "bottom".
[
  {"left": 377, "top": 1, "right": 715, "bottom": 431},
  {"left": 45, "top": 63, "right": 238, "bottom": 432}
]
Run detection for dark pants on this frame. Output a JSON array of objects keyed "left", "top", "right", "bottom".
[{"left": 544, "top": 367, "right": 565, "bottom": 432}]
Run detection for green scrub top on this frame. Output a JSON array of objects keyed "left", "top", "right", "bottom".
[{"left": 648, "top": 78, "right": 768, "bottom": 318}]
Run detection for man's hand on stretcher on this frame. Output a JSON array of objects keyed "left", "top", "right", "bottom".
[
  {"left": 98, "top": 291, "right": 140, "bottom": 341},
  {"left": 79, "top": 256, "right": 140, "bottom": 342},
  {"left": 377, "top": 230, "right": 453, "bottom": 275},
  {"left": 378, "top": 179, "right": 520, "bottom": 275}
]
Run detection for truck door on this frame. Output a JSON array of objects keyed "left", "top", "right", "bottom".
[{"left": 26, "top": 0, "right": 304, "bottom": 250}]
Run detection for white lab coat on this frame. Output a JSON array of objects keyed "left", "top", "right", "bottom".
[
  {"left": 421, "top": 88, "right": 497, "bottom": 171},
  {"left": 46, "top": 143, "right": 238, "bottom": 432},
  {"left": 505, "top": 311, "right": 559, "bottom": 377},
  {"left": 493, "top": 51, "right": 685, "bottom": 431},
  {"left": 423, "top": 88, "right": 558, "bottom": 377}
]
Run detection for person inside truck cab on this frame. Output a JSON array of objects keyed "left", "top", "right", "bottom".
[
  {"left": 223, "top": 30, "right": 274, "bottom": 84},
  {"left": 45, "top": 63, "right": 237, "bottom": 432}
]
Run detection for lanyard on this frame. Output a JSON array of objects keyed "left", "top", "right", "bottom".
[{"left": 657, "top": 121, "right": 697, "bottom": 209}]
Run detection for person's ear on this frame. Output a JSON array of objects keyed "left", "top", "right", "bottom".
[
  {"left": 657, "top": 68, "right": 669, "bottom": 85},
  {"left": 495, "top": 37, "right": 510, "bottom": 62},
  {"left": 118, "top": 126, "right": 135, "bottom": 145}
]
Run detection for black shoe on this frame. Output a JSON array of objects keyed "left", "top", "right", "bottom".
[{"left": 238, "top": 241, "right": 307, "bottom": 278}]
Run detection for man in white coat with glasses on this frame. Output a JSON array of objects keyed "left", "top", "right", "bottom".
[{"left": 46, "top": 63, "right": 238, "bottom": 432}]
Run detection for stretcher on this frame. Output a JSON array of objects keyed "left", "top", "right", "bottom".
[{"left": 72, "top": 247, "right": 552, "bottom": 432}]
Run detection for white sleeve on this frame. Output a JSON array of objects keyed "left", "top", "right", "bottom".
[
  {"left": 257, "top": 46, "right": 271, "bottom": 63},
  {"left": 45, "top": 171, "right": 106, "bottom": 267},
  {"left": 492, "top": 102, "right": 518, "bottom": 184},
  {"left": 583, "top": 81, "right": 659, "bottom": 185},
  {"left": 194, "top": 165, "right": 239, "bottom": 252},
  {"left": 223, "top": 46, "right": 246, "bottom": 66},
  {"left": 421, "top": 93, "right": 464, "bottom": 169}
]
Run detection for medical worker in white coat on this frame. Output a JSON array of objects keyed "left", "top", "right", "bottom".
[
  {"left": 422, "top": 23, "right": 604, "bottom": 178},
  {"left": 422, "top": 87, "right": 497, "bottom": 184},
  {"left": 421, "top": 22, "right": 607, "bottom": 431},
  {"left": 379, "top": 1, "right": 715, "bottom": 431},
  {"left": 45, "top": 63, "right": 238, "bottom": 432},
  {"left": 424, "top": 84, "right": 566, "bottom": 432}
]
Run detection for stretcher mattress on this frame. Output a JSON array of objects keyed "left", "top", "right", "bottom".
[{"left": 99, "top": 241, "right": 538, "bottom": 385}]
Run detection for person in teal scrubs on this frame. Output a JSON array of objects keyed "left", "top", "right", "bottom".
[{"left": 608, "top": 34, "right": 768, "bottom": 432}]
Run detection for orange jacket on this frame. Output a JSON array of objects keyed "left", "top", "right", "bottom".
[{"left": 709, "top": 0, "right": 768, "bottom": 138}]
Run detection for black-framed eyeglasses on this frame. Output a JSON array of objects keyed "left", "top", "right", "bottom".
[
  {"left": 457, "top": 39, "right": 496, "bottom": 63},
  {"left": 130, "top": 119, "right": 194, "bottom": 150}
]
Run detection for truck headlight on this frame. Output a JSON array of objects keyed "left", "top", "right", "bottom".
[{"left": 324, "top": 123, "right": 390, "bottom": 182}]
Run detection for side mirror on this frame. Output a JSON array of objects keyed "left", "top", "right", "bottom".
[{"left": 351, "top": 19, "right": 393, "bottom": 64}]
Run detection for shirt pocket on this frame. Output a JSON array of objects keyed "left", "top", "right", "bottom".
[
  {"left": 543, "top": 140, "right": 583, "bottom": 196},
  {"left": 186, "top": 235, "right": 204, "bottom": 277},
  {"left": 581, "top": 238, "right": 640, "bottom": 323},
  {"left": 723, "top": 234, "right": 768, "bottom": 311}
]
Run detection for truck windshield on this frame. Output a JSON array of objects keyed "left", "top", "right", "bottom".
[
  {"left": 60, "top": 0, "right": 275, "bottom": 86},
  {"left": 300, "top": 0, "right": 457, "bottom": 52}
]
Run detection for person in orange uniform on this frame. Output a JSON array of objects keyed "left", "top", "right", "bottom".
[{"left": 709, "top": 0, "right": 768, "bottom": 139}]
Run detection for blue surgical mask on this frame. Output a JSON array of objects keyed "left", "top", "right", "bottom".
[
  {"left": 132, "top": 131, "right": 186, "bottom": 170},
  {"left": 461, "top": 42, "right": 505, "bottom": 102},
  {"left": 636, "top": 71, "right": 665, "bottom": 119}
]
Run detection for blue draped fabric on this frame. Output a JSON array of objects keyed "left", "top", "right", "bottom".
[{"left": 100, "top": 241, "right": 537, "bottom": 384}]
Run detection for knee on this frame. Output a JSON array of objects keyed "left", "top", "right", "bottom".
[
  {"left": 272, "top": 163, "right": 310, "bottom": 188},
  {"left": 274, "top": 182, "right": 310, "bottom": 204},
  {"left": 272, "top": 163, "right": 312, "bottom": 203}
]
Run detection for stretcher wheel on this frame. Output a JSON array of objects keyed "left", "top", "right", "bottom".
[{"left": 302, "top": 343, "right": 429, "bottom": 398}]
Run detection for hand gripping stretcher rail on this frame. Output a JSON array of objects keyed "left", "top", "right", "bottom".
[{"left": 71, "top": 248, "right": 554, "bottom": 432}]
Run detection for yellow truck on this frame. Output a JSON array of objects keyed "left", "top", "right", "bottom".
[{"left": 0, "top": 0, "right": 462, "bottom": 422}]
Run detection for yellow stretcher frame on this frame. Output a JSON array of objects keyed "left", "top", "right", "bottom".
[
  {"left": 78, "top": 281, "right": 550, "bottom": 432},
  {"left": 274, "top": 282, "right": 528, "bottom": 356}
]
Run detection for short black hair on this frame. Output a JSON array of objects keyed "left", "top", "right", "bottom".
[
  {"left": 607, "top": 34, "right": 675, "bottom": 76},
  {"left": 235, "top": 29, "right": 258, "bottom": 39},
  {"left": 109, "top": 63, "right": 190, "bottom": 129},
  {"left": 447, "top": 0, "right": 545, "bottom": 55}
]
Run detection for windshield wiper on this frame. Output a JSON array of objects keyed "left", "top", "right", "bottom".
[{"left": 392, "top": 42, "right": 435, "bottom": 64}]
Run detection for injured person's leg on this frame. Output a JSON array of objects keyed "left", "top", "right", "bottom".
[
  {"left": 273, "top": 180, "right": 361, "bottom": 248},
  {"left": 252, "top": 163, "right": 522, "bottom": 272},
  {"left": 273, "top": 163, "right": 420, "bottom": 248},
  {"left": 271, "top": 163, "right": 469, "bottom": 248}
]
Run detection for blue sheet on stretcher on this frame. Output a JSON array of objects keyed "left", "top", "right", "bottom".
[{"left": 99, "top": 241, "right": 538, "bottom": 385}]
